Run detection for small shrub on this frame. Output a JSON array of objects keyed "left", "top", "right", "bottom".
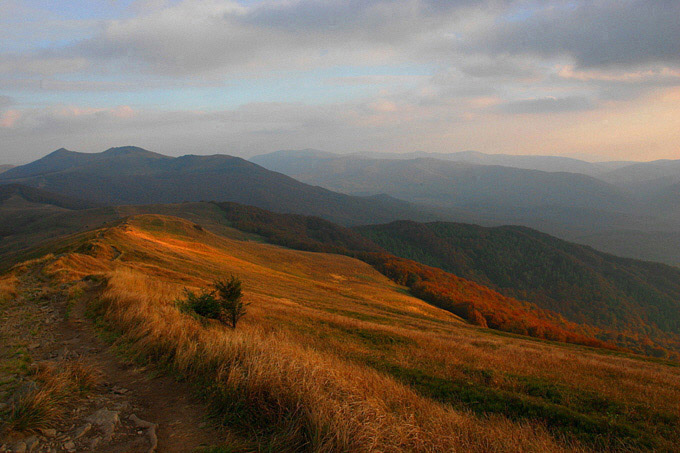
[
  {"left": 214, "top": 276, "right": 247, "bottom": 329},
  {"left": 178, "top": 275, "right": 248, "bottom": 328},
  {"left": 178, "top": 289, "right": 222, "bottom": 320}
]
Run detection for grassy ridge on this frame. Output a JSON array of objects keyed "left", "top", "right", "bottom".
[{"left": 20, "top": 214, "right": 680, "bottom": 451}]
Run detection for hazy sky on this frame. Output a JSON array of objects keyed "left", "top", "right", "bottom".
[{"left": 1, "top": 0, "right": 679, "bottom": 163}]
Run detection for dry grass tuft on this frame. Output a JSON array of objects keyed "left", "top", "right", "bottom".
[
  {"left": 0, "top": 273, "right": 18, "bottom": 304},
  {"left": 2, "top": 360, "right": 102, "bottom": 434},
  {"left": 3, "top": 382, "right": 67, "bottom": 433}
]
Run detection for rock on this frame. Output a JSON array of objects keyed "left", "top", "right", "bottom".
[
  {"left": 113, "top": 401, "right": 131, "bottom": 412},
  {"left": 111, "top": 386, "right": 129, "bottom": 395},
  {"left": 39, "top": 428, "right": 56, "bottom": 438},
  {"left": 63, "top": 441, "right": 75, "bottom": 452},
  {"left": 129, "top": 414, "right": 158, "bottom": 453},
  {"left": 27, "top": 343, "right": 40, "bottom": 350},
  {"left": 11, "top": 442, "right": 26, "bottom": 453},
  {"left": 89, "top": 437, "right": 101, "bottom": 449},
  {"left": 86, "top": 408, "right": 120, "bottom": 426},
  {"left": 23, "top": 437, "right": 38, "bottom": 452},
  {"left": 73, "top": 423, "right": 92, "bottom": 439},
  {"left": 86, "top": 409, "right": 119, "bottom": 440}
]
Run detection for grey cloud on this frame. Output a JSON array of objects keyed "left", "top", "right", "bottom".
[
  {"left": 72, "top": 0, "right": 509, "bottom": 76},
  {"left": 243, "top": 0, "right": 475, "bottom": 37},
  {"left": 459, "top": 57, "right": 539, "bottom": 78},
  {"left": 0, "top": 53, "right": 89, "bottom": 76},
  {"left": 0, "top": 95, "right": 12, "bottom": 107},
  {"left": 470, "top": 0, "right": 680, "bottom": 68},
  {"left": 496, "top": 96, "right": 594, "bottom": 114}
]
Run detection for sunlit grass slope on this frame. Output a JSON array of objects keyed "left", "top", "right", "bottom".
[{"left": 20, "top": 215, "right": 680, "bottom": 451}]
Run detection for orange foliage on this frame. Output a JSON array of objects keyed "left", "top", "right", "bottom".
[{"left": 363, "top": 252, "right": 614, "bottom": 349}]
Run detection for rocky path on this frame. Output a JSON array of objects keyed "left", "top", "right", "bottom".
[{"left": 1, "top": 265, "right": 227, "bottom": 452}]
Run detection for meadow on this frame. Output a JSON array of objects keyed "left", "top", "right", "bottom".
[{"left": 12, "top": 215, "right": 680, "bottom": 451}]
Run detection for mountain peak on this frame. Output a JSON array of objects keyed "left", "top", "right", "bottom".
[
  {"left": 101, "top": 146, "right": 167, "bottom": 159},
  {"left": 46, "top": 147, "right": 78, "bottom": 157}
]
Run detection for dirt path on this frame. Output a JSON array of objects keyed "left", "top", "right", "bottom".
[{"left": 1, "top": 265, "right": 228, "bottom": 453}]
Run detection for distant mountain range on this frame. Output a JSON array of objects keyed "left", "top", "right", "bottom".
[
  {"left": 0, "top": 165, "right": 14, "bottom": 174},
  {"left": 254, "top": 149, "right": 635, "bottom": 176},
  {"left": 254, "top": 153, "right": 630, "bottom": 210},
  {"left": 6, "top": 146, "right": 680, "bottom": 265},
  {"left": 251, "top": 149, "right": 680, "bottom": 265},
  {"left": 0, "top": 147, "right": 449, "bottom": 226}
]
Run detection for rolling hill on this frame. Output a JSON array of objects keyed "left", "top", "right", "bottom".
[
  {"left": 2, "top": 213, "right": 678, "bottom": 451},
  {"left": 355, "top": 220, "right": 680, "bottom": 355},
  {"left": 600, "top": 159, "right": 680, "bottom": 187},
  {"left": 0, "top": 183, "right": 100, "bottom": 211},
  {"left": 0, "top": 147, "right": 446, "bottom": 226},
  {"left": 0, "top": 184, "right": 104, "bottom": 252},
  {"left": 0, "top": 165, "right": 14, "bottom": 174}
]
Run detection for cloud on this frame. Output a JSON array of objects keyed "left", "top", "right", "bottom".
[
  {"left": 0, "top": 109, "right": 21, "bottom": 128},
  {"left": 469, "top": 0, "right": 680, "bottom": 69},
  {"left": 459, "top": 56, "right": 539, "bottom": 79},
  {"left": 0, "top": 53, "right": 89, "bottom": 76},
  {"left": 496, "top": 96, "right": 594, "bottom": 114},
  {"left": 0, "top": 105, "right": 136, "bottom": 133},
  {"left": 2, "top": 85, "right": 680, "bottom": 164},
  {"left": 65, "top": 0, "right": 502, "bottom": 76},
  {"left": 325, "top": 74, "right": 426, "bottom": 86}
]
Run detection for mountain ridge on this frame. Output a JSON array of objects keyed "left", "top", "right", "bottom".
[{"left": 0, "top": 147, "right": 448, "bottom": 226}]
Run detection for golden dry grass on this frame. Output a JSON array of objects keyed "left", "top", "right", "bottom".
[
  {"left": 99, "top": 268, "right": 572, "bottom": 452},
  {"left": 30, "top": 215, "right": 680, "bottom": 451},
  {"left": 2, "top": 360, "right": 102, "bottom": 434},
  {"left": 0, "top": 273, "right": 17, "bottom": 304}
]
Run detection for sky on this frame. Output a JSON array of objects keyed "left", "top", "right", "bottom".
[{"left": 1, "top": 0, "right": 679, "bottom": 164}]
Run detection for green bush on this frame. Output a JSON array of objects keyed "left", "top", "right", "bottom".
[
  {"left": 214, "top": 276, "right": 247, "bottom": 329},
  {"left": 177, "top": 289, "right": 222, "bottom": 320},
  {"left": 178, "top": 275, "right": 248, "bottom": 328}
]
